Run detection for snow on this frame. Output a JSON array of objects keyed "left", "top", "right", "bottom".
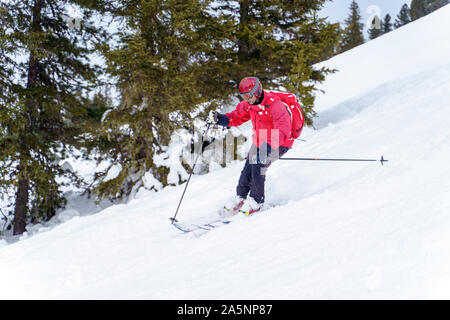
[
  {"left": 103, "top": 163, "right": 122, "bottom": 182},
  {"left": 315, "top": 4, "right": 450, "bottom": 113},
  {"left": 1, "top": 5, "right": 450, "bottom": 299},
  {"left": 142, "top": 172, "right": 163, "bottom": 192}
]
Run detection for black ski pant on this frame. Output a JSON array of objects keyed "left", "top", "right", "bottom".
[{"left": 236, "top": 145, "right": 290, "bottom": 204}]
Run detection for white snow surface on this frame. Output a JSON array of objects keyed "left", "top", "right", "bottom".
[{"left": 1, "top": 6, "right": 450, "bottom": 299}]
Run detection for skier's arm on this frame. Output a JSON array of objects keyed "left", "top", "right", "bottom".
[{"left": 222, "top": 101, "right": 251, "bottom": 127}]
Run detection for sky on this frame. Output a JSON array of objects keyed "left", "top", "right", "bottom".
[{"left": 320, "top": 0, "right": 409, "bottom": 34}]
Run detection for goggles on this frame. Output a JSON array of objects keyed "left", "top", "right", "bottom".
[{"left": 239, "top": 92, "right": 254, "bottom": 100}]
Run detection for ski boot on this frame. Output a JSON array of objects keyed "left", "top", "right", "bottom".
[
  {"left": 239, "top": 197, "right": 263, "bottom": 216},
  {"left": 220, "top": 196, "right": 245, "bottom": 217}
]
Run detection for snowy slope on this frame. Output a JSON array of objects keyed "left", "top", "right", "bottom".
[{"left": 1, "top": 6, "right": 450, "bottom": 299}]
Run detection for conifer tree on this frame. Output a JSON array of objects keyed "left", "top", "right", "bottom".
[
  {"left": 96, "top": 0, "right": 340, "bottom": 199},
  {"left": 0, "top": 0, "right": 108, "bottom": 234},
  {"left": 395, "top": 3, "right": 412, "bottom": 28},
  {"left": 382, "top": 14, "right": 393, "bottom": 34},
  {"left": 211, "top": 0, "right": 340, "bottom": 124},
  {"left": 427, "top": 0, "right": 449, "bottom": 12},
  {"left": 341, "top": 1, "right": 365, "bottom": 52},
  {"left": 410, "top": 0, "right": 429, "bottom": 20},
  {"left": 95, "top": 0, "right": 227, "bottom": 200}
]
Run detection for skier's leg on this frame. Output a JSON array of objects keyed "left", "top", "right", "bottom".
[
  {"left": 249, "top": 146, "right": 291, "bottom": 203},
  {"left": 236, "top": 158, "right": 251, "bottom": 199},
  {"left": 249, "top": 163, "right": 266, "bottom": 204}
]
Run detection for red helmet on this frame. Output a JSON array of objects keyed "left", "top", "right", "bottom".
[{"left": 239, "top": 76, "right": 263, "bottom": 101}]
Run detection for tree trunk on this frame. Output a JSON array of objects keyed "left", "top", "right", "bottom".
[
  {"left": 13, "top": 172, "right": 29, "bottom": 235},
  {"left": 12, "top": 0, "right": 44, "bottom": 235},
  {"left": 238, "top": 0, "right": 250, "bottom": 64}
]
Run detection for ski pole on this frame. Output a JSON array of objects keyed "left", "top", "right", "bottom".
[
  {"left": 170, "top": 124, "right": 211, "bottom": 224},
  {"left": 279, "top": 155, "right": 388, "bottom": 165}
]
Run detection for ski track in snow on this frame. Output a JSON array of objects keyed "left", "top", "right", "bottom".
[{"left": 1, "top": 5, "right": 450, "bottom": 299}]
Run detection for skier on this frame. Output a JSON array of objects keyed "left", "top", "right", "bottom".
[{"left": 207, "top": 76, "right": 301, "bottom": 215}]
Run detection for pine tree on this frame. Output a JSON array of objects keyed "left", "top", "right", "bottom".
[
  {"left": 95, "top": 0, "right": 227, "bottom": 200},
  {"left": 395, "top": 4, "right": 411, "bottom": 28},
  {"left": 393, "top": 0, "right": 447, "bottom": 29},
  {"left": 96, "top": 0, "right": 340, "bottom": 199},
  {"left": 207, "top": 0, "right": 339, "bottom": 124},
  {"left": 427, "top": 0, "right": 449, "bottom": 12},
  {"left": 382, "top": 14, "right": 393, "bottom": 34},
  {"left": 226, "top": 0, "right": 340, "bottom": 122},
  {"left": 410, "top": 0, "right": 429, "bottom": 20},
  {"left": 341, "top": 1, "right": 365, "bottom": 52},
  {"left": 0, "top": 0, "right": 108, "bottom": 235},
  {"left": 368, "top": 16, "right": 383, "bottom": 40}
]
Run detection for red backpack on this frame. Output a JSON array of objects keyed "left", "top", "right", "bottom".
[{"left": 269, "top": 91, "right": 305, "bottom": 139}]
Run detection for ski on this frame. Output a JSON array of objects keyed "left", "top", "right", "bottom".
[
  {"left": 169, "top": 204, "right": 270, "bottom": 234},
  {"left": 170, "top": 216, "right": 232, "bottom": 233}
]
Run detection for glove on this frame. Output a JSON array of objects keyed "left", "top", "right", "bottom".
[
  {"left": 207, "top": 111, "right": 230, "bottom": 126},
  {"left": 206, "top": 111, "right": 219, "bottom": 124}
]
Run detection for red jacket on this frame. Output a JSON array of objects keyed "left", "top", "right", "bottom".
[{"left": 225, "top": 91, "right": 294, "bottom": 149}]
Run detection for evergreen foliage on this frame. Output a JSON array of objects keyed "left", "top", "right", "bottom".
[
  {"left": 203, "top": 0, "right": 340, "bottom": 123},
  {"left": 0, "top": 0, "right": 108, "bottom": 234},
  {"left": 427, "top": 0, "right": 449, "bottom": 12},
  {"left": 340, "top": 1, "right": 365, "bottom": 52},
  {"left": 95, "top": 0, "right": 340, "bottom": 199},
  {"left": 382, "top": 14, "right": 393, "bottom": 34},
  {"left": 410, "top": 0, "right": 448, "bottom": 22},
  {"left": 1, "top": 0, "right": 343, "bottom": 219},
  {"left": 410, "top": 0, "right": 429, "bottom": 20},
  {"left": 94, "top": 0, "right": 225, "bottom": 200},
  {"left": 395, "top": 4, "right": 411, "bottom": 28}
]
